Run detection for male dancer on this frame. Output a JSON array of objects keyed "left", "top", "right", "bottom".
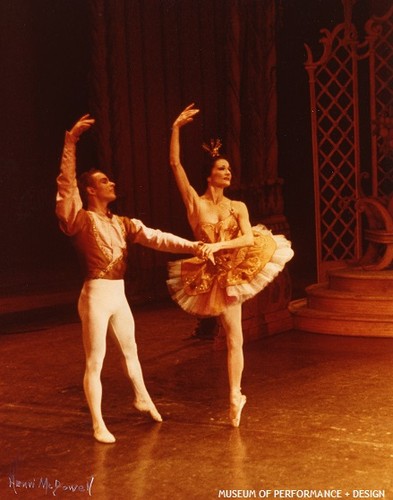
[{"left": 56, "top": 114, "right": 204, "bottom": 443}]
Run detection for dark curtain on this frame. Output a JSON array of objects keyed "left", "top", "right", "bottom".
[{"left": 88, "top": 0, "right": 277, "bottom": 299}]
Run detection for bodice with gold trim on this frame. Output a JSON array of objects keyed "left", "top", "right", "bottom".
[
  {"left": 180, "top": 211, "right": 277, "bottom": 296},
  {"left": 194, "top": 209, "right": 241, "bottom": 244}
]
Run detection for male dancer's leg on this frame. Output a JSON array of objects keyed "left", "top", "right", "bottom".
[
  {"left": 108, "top": 292, "right": 162, "bottom": 422},
  {"left": 78, "top": 280, "right": 116, "bottom": 443}
]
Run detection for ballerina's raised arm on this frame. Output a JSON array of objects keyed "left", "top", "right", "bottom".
[{"left": 169, "top": 103, "right": 201, "bottom": 230}]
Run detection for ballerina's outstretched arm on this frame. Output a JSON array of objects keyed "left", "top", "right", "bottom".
[{"left": 169, "top": 104, "right": 201, "bottom": 226}]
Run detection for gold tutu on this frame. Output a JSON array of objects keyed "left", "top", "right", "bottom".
[{"left": 167, "top": 215, "right": 294, "bottom": 317}]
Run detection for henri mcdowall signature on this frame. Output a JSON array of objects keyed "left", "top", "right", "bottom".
[{"left": 8, "top": 473, "right": 94, "bottom": 496}]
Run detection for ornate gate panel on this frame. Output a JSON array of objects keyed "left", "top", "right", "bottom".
[
  {"left": 291, "top": 6, "right": 393, "bottom": 336},
  {"left": 304, "top": 5, "right": 393, "bottom": 282},
  {"left": 305, "top": 24, "right": 362, "bottom": 282},
  {"left": 366, "top": 7, "right": 393, "bottom": 199}
]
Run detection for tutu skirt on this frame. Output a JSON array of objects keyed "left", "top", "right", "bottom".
[{"left": 167, "top": 225, "right": 294, "bottom": 317}]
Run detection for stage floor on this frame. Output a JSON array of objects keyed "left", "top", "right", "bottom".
[{"left": 0, "top": 301, "right": 392, "bottom": 499}]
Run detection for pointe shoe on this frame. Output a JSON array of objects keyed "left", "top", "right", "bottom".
[
  {"left": 93, "top": 427, "right": 116, "bottom": 444},
  {"left": 229, "top": 394, "right": 246, "bottom": 428},
  {"left": 134, "top": 400, "right": 163, "bottom": 422}
]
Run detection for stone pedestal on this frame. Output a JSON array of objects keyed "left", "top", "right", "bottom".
[{"left": 290, "top": 267, "right": 393, "bottom": 336}]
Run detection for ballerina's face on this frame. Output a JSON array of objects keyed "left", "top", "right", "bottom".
[{"left": 208, "top": 159, "right": 232, "bottom": 188}]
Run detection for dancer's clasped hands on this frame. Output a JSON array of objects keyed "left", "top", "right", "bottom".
[{"left": 197, "top": 242, "right": 219, "bottom": 264}]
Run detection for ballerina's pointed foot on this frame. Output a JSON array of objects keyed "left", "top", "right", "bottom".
[
  {"left": 93, "top": 426, "right": 116, "bottom": 444},
  {"left": 134, "top": 400, "right": 163, "bottom": 422},
  {"left": 229, "top": 394, "right": 247, "bottom": 428}
]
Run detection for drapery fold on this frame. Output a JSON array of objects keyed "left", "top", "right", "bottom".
[{"left": 88, "top": 0, "right": 278, "bottom": 297}]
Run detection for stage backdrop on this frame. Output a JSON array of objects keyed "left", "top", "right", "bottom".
[{"left": 88, "top": 0, "right": 280, "bottom": 300}]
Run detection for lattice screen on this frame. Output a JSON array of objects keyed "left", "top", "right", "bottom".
[
  {"left": 367, "top": 8, "right": 393, "bottom": 200},
  {"left": 305, "top": 24, "right": 362, "bottom": 281},
  {"left": 304, "top": 6, "right": 393, "bottom": 282}
]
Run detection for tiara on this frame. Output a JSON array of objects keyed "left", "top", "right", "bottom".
[{"left": 202, "top": 138, "right": 222, "bottom": 158}]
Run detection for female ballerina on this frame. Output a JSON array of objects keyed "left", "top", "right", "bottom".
[{"left": 167, "top": 104, "right": 294, "bottom": 427}]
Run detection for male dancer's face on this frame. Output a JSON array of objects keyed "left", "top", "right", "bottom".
[{"left": 89, "top": 172, "right": 117, "bottom": 203}]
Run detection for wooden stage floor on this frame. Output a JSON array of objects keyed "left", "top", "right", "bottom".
[{"left": 0, "top": 300, "right": 392, "bottom": 498}]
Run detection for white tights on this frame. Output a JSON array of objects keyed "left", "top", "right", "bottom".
[{"left": 78, "top": 279, "right": 154, "bottom": 440}]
